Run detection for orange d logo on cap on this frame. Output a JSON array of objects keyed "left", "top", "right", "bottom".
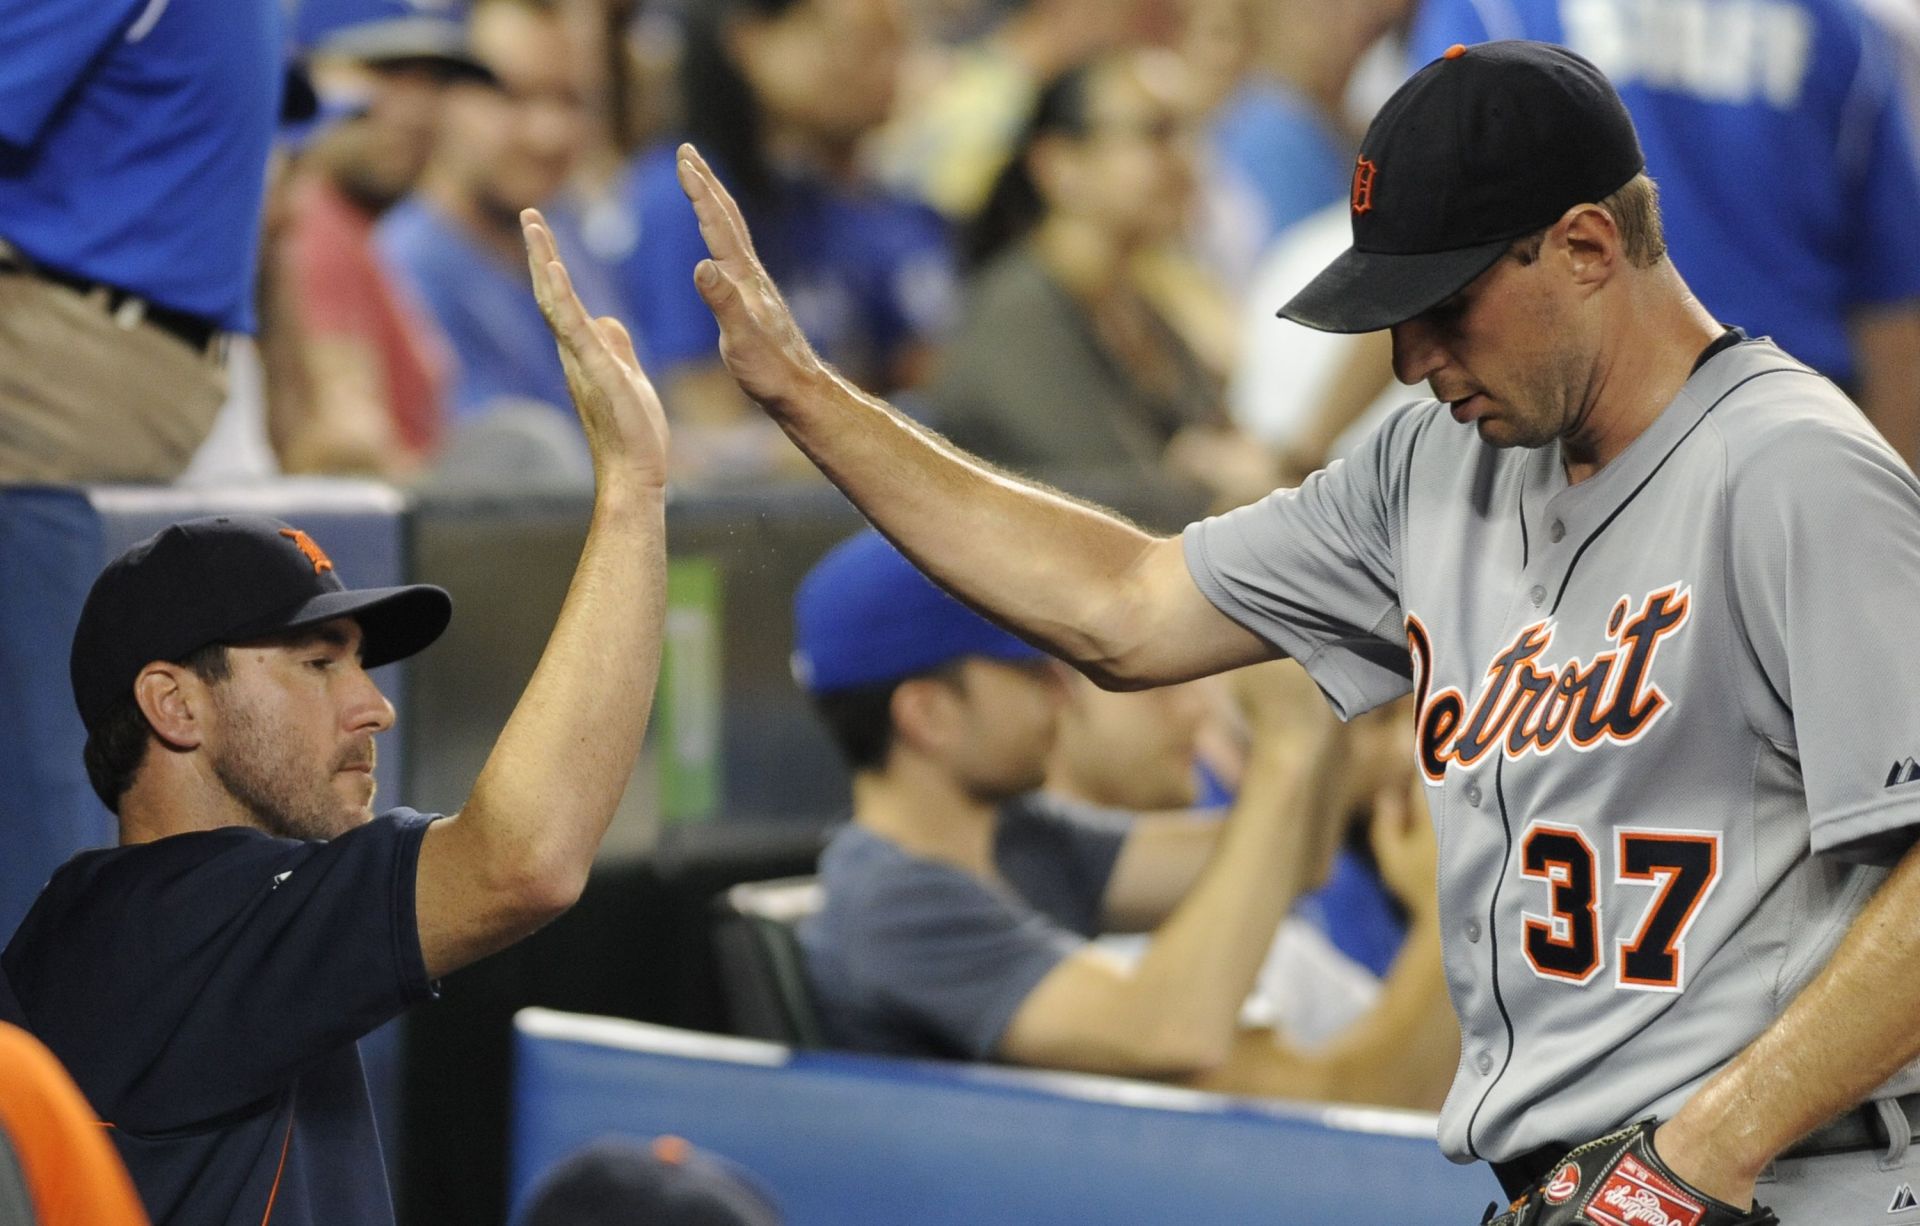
[
  {"left": 1351, "top": 156, "right": 1378, "bottom": 215},
  {"left": 279, "top": 528, "right": 334, "bottom": 575}
]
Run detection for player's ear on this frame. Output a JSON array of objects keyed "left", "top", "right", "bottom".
[
  {"left": 889, "top": 674, "right": 959, "bottom": 758},
  {"left": 1558, "top": 202, "right": 1618, "bottom": 287},
  {"left": 134, "top": 662, "right": 209, "bottom": 752}
]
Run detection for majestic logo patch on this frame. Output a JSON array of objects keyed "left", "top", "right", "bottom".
[
  {"left": 279, "top": 528, "right": 335, "bottom": 575},
  {"left": 1585, "top": 1154, "right": 1705, "bottom": 1226},
  {"left": 1351, "top": 156, "right": 1378, "bottom": 215},
  {"left": 1408, "top": 586, "right": 1692, "bottom": 781},
  {"left": 1544, "top": 1161, "right": 1581, "bottom": 1204},
  {"left": 1891, "top": 1183, "right": 1919, "bottom": 1214},
  {"left": 1887, "top": 758, "right": 1920, "bottom": 788}
]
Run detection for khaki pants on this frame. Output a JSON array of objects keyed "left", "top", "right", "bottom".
[{"left": 0, "top": 272, "right": 228, "bottom": 483}]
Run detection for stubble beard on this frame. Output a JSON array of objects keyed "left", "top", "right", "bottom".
[{"left": 209, "top": 698, "right": 366, "bottom": 843}]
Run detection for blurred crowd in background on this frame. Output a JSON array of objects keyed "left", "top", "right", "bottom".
[{"left": 14, "top": 0, "right": 1910, "bottom": 506}]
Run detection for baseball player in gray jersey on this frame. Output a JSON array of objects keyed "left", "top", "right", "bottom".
[{"left": 674, "top": 38, "right": 1920, "bottom": 1225}]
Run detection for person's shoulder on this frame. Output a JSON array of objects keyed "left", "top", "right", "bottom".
[
  {"left": 6, "top": 827, "right": 290, "bottom": 955},
  {"left": 1698, "top": 338, "right": 1910, "bottom": 504},
  {"left": 1697, "top": 339, "right": 1878, "bottom": 459},
  {"left": 818, "top": 825, "right": 996, "bottom": 919},
  {"left": 1351, "top": 396, "right": 1460, "bottom": 469},
  {"left": 1002, "top": 792, "right": 1132, "bottom": 839},
  {"left": 962, "top": 245, "right": 1061, "bottom": 315},
  {"left": 375, "top": 197, "right": 459, "bottom": 268}
]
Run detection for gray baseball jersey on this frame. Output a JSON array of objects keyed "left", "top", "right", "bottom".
[{"left": 1184, "top": 337, "right": 1920, "bottom": 1165}]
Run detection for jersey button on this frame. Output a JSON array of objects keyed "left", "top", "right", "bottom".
[
  {"left": 1476, "top": 1052, "right": 1495, "bottom": 1075},
  {"left": 1464, "top": 782, "right": 1482, "bottom": 807},
  {"left": 1549, "top": 519, "right": 1566, "bottom": 543},
  {"left": 1465, "top": 920, "right": 1482, "bottom": 943},
  {"left": 1529, "top": 584, "right": 1546, "bottom": 607}
]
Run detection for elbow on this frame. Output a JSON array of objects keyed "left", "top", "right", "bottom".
[
  {"left": 1076, "top": 655, "right": 1159, "bottom": 693},
  {"left": 1121, "top": 1019, "right": 1232, "bottom": 1078},
  {"left": 491, "top": 854, "right": 589, "bottom": 929}
]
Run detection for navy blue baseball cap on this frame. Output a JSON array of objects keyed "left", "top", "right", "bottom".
[
  {"left": 792, "top": 531, "right": 1047, "bottom": 694},
  {"left": 70, "top": 515, "right": 452, "bottom": 733},
  {"left": 1280, "top": 40, "right": 1645, "bottom": 334},
  {"left": 515, "top": 1136, "right": 781, "bottom": 1226}
]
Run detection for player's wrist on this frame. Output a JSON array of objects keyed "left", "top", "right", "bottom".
[{"left": 1651, "top": 1114, "right": 1765, "bottom": 1210}]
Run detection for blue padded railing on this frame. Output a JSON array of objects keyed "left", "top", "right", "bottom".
[{"left": 510, "top": 1008, "right": 1501, "bottom": 1225}]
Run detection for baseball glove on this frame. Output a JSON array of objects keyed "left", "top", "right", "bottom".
[{"left": 1481, "top": 1119, "right": 1778, "bottom": 1226}]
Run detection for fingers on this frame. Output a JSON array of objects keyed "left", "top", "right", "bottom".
[
  {"left": 521, "top": 209, "right": 560, "bottom": 301},
  {"left": 692, "top": 258, "right": 740, "bottom": 316},
  {"left": 676, "top": 143, "right": 758, "bottom": 272},
  {"left": 595, "top": 316, "right": 642, "bottom": 372}
]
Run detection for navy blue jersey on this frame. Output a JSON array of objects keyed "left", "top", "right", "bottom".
[{"left": 1, "top": 810, "right": 439, "bottom": 1226}]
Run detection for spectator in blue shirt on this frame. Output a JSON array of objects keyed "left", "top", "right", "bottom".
[
  {"left": 619, "top": 0, "right": 958, "bottom": 482},
  {"left": 1406, "top": 0, "right": 1920, "bottom": 461},
  {"left": 0, "top": 0, "right": 282, "bottom": 482},
  {"left": 1, "top": 218, "right": 671, "bottom": 1226},
  {"left": 378, "top": 0, "right": 625, "bottom": 434}
]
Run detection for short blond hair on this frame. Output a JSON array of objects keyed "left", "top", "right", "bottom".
[{"left": 1509, "top": 173, "right": 1666, "bottom": 268}]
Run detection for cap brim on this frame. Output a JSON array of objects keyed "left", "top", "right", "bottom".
[
  {"left": 314, "top": 18, "right": 497, "bottom": 86},
  {"left": 1277, "top": 239, "right": 1512, "bottom": 334},
  {"left": 231, "top": 584, "right": 453, "bottom": 669}
]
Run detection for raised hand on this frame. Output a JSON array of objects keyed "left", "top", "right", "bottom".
[
  {"left": 521, "top": 208, "right": 669, "bottom": 488},
  {"left": 673, "top": 143, "right": 830, "bottom": 412}
]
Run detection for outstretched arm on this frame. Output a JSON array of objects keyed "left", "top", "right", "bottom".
[
  {"left": 412, "top": 210, "right": 671, "bottom": 978},
  {"left": 675, "top": 144, "right": 1270, "bottom": 688}
]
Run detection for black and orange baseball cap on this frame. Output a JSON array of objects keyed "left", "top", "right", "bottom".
[
  {"left": 70, "top": 515, "right": 451, "bottom": 732},
  {"left": 1279, "top": 40, "right": 1644, "bottom": 334}
]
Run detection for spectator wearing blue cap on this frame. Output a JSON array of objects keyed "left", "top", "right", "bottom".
[
  {"left": 0, "top": 0, "right": 283, "bottom": 482},
  {"left": 792, "top": 531, "right": 1455, "bottom": 1103}
]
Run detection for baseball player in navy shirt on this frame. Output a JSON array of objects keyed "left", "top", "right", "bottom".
[
  {"left": 1, "top": 211, "right": 670, "bottom": 1226},
  {"left": 676, "top": 39, "right": 1920, "bottom": 1225}
]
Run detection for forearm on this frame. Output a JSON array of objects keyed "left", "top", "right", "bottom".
[
  {"left": 1658, "top": 837, "right": 1920, "bottom": 1202},
  {"left": 768, "top": 364, "right": 1170, "bottom": 679},
  {"left": 458, "top": 479, "right": 667, "bottom": 899},
  {"left": 1117, "top": 738, "right": 1340, "bottom": 1059},
  {"left": 1312, "top": 911, "right": 1458, "bottom": 1109}
]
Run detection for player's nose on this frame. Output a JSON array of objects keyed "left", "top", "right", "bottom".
[
  {"left": 345, "top": 667, "right": 397, "bottom": 735},
  {"left": 1390, "top": 318, "right": 1448, "bottom": 387}
]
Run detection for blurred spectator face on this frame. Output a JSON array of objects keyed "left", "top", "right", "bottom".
[
  {"left": 1179, "top": 0, "right": 1255, "bottom": 110},
  {"left": 312, "top": 60, "right": 449, "bottom": 212},
  {"left": 733, "top": 0, "right": 909, "bottom": 148},
  {"left": 443, "top": 1, "right": 588, "bottom": 219},
  {"left": 1050, "top": 674, "right": 1210, "bottom": 810},
  {"left": 922, "top": 658, "right": 1064, "bottom": 800},
  {"left": 1037, "top": 51, "right": 1198, "bottom": 247}
]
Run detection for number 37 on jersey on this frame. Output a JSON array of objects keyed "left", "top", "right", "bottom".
[{"left": 1409, "top": 586, "right": 1721, "bottom": 993}]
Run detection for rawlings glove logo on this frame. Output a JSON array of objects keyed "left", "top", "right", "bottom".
[
  {"left": 1544, "top": 1162, "right": 1581, "bottom": 1204},
  {"left": 1588, "top": 1155, "right": 1705, "bottom": 1226}
]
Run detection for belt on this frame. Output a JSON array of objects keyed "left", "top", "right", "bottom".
[
  {"left": 1781, "top": 1093, "right": 1920, "bottom": 1161},
  {"left": 1492, "top": 1095, "right": 1920, "bottom": 1201},
  {"left": 0, "top": 244, "right": 222, "bottom": 355}
]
